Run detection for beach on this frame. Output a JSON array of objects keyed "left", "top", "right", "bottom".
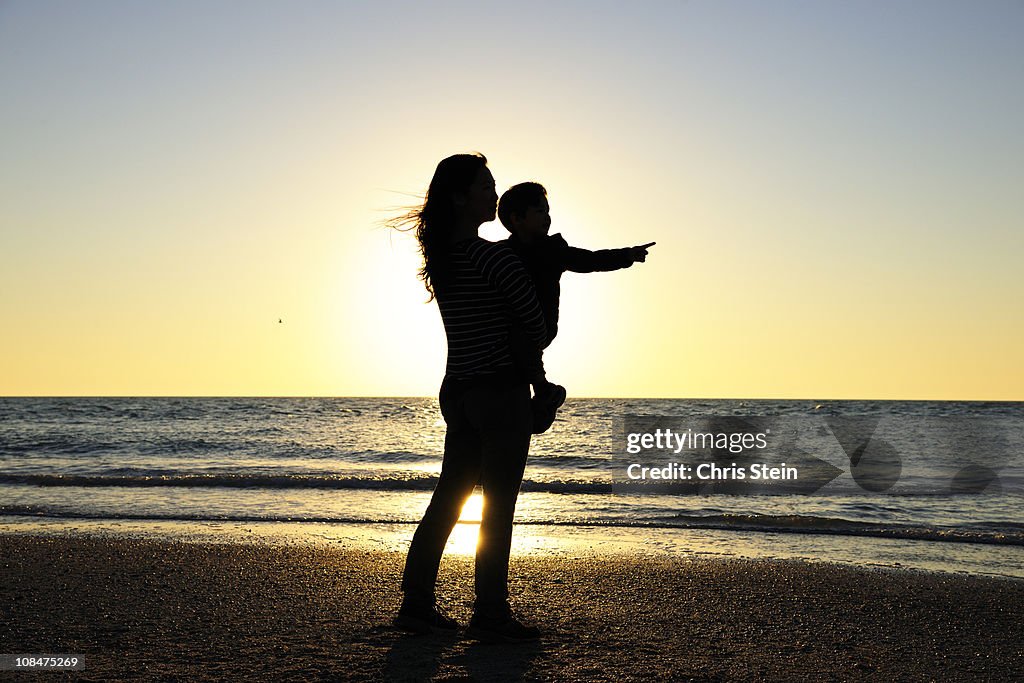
[{"left": 2, "top": 535, "right": 1021, "bottom": 681}]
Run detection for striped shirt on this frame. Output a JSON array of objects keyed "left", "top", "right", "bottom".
[{"left": 435, "top": 238, "right": 548, "bottom": 378}]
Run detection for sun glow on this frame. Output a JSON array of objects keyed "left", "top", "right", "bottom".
[
  {"left": 441, "top": 492, "right": 483, "bottom": 555},
  {"left": 458, "top": 493, "right": 484, "bottom": 523}
]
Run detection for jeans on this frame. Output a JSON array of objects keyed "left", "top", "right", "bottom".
[{"left": 401, "top": 374, "right": 533, "bottom": 608}]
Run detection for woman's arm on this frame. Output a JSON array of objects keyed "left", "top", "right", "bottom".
[{"left": 465, "top": 239, "right": 549, "bottom": 349}]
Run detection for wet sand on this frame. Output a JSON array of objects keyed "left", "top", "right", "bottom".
[{"left": 1, "top": 534, "right": 1021, "bottom": 681}]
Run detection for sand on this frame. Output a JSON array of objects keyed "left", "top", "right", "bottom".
[{"left": 1, "top": 534, "right": 1021, "bottom": 681}]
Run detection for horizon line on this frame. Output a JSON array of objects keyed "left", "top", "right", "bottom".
[{"left": 2, "top": 395, "right": 1021, "bottom": 403}]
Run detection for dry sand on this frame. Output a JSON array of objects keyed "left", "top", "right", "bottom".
[{"left": 1, "top": 534, "right": 1021, "bottom": 681}]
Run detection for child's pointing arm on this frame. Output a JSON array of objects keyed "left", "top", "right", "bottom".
[
  {"left": 563, "top": 240, "right": 655, "bottom": 273},
  {"left": 630, "top": 242, "right": 656, "bottom": 263}
]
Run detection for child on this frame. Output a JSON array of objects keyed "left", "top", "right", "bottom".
[{"left": 498, "top": 181, "right": 654, "bottom": 433}]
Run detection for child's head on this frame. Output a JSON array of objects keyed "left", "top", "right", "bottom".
[{"left": 498, "top": 182, "right": 550, "bottom": 240}]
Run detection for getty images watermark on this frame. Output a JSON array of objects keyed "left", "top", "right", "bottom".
[{"left": 613, "top": 414, "right": 1023, "bottom": 495}]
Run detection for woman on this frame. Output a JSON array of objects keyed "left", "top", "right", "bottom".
[{"left": 393, "top": 153, "right": 547, "bottom": 642}]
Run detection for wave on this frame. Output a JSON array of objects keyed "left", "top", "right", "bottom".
[
  {"left": 0, "top": 473, "right": 613, "bottom": 494},
  {"left": 653, "top": 512, "right": 1024, "bottom": 546},
  {"left": 3, "top": 471, "right": 1020, "bottom": 497},
  {"left": 1, "top": 438, "right": 237, "bottom": 456},
  {"left": 0, "top": 439, "right": 608, "bottom": 468},
  {"left": 1, "top": 506, "right": 1021, "bottom": 547}
]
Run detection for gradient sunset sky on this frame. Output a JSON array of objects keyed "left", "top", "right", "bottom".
[{"left": 2, "top": 1, "right": 1021, "bottom": 399}]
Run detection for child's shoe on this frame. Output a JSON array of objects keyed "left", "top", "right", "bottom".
[{"left": 531, "top": 383, "right": 566, "bottom": 434}]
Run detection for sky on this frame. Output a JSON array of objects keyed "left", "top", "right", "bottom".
[{"left": 1, "top": 0, "right": 1022, "bottom": 399}]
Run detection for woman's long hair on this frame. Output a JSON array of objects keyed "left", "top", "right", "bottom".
[{"left": 389, "top": 153, "right": 488, "bottom": 301}]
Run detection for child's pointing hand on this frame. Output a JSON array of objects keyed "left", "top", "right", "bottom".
[{"left": 630, "top": 242, "right": 656, "bottom": 263}]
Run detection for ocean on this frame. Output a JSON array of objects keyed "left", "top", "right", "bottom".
[{"left": 2, "top": 397, "right": 1022, "bottom": 578}]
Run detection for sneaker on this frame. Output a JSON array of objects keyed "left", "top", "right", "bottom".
[
  {"left": 392, "top": 598, "right": 459, "bottom": 634},
  {"left": 531, "top": 383, "right": 567, "bottom": 434},
  {"left": 465, "top": 607, "right": 541, "bottom": 643}
]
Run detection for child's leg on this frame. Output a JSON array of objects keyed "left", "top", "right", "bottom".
[
  {"left": 508, "top": 325, "right": 551, "bottom": 392},
  {"left": 507, "top": 324, "right": 565, "bottom": 433},
  {"left": 527, "top": 348, "right": 566, "bottom": 435}
]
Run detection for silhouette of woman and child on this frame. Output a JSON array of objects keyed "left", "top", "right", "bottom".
[{"left": 392, "top": 153, "right": 654, "bottom": 642}]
